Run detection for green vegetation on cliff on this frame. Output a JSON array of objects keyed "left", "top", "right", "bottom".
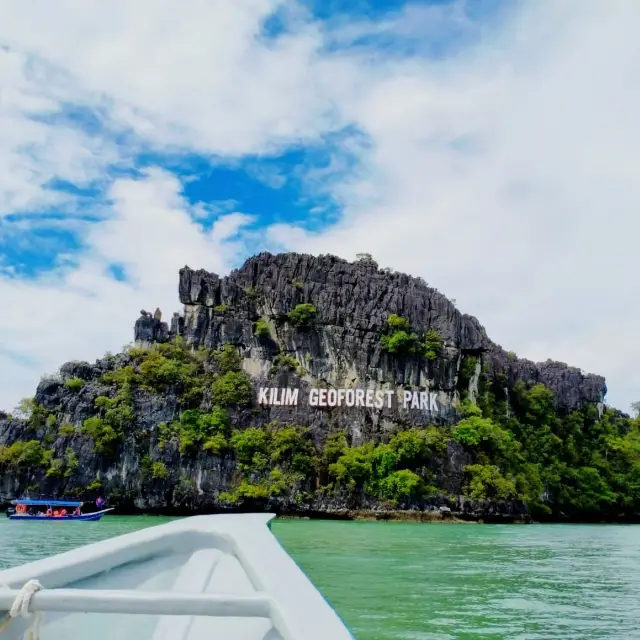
[
  {"left": 287, "top": 303, "right": 317, "bottom": 327},
  {"left": 380, "top": 314, "right": 418, "bottom": 355},
  {"left": 379, "top": 314, "right": 445, "bottom": 362}
]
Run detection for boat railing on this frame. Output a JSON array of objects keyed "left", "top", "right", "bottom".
[
  {"left": 0, "top": 588, "right": 276, "bottom": 618},
  {"left": 0, "top": 585, "right": 299, "bottom": 639}
]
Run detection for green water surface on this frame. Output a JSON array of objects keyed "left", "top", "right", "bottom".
[{"left": 0, "top": 516, "right": 638, "bottom": 639}]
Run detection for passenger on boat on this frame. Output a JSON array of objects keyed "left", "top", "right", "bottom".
[
  {"left": 46, "top": 508, "right": 53, "bottom": 516},
  {"left": 60, "top": 508, "right": 67, "bottom": 517},
  {"left": 72, "top": 506, "right": 81, "bottom": 516}
]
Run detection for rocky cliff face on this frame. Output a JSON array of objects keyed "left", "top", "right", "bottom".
[
  {"left": 172, "top": 252, "right": 605, "bottom": 414},
  {"left": 0, "top": 252, "right": 609, "bottom": 521}
]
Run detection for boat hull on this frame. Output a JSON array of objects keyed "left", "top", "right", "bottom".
[
  {"left": 0, "top": 513, "right": 355, "bottom": 640},
  {"left": 7, "top": 509, "right": 113, "bottom": 521}
]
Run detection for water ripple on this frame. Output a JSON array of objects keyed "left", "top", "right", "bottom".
[
  {"left": 1, "top": 518, "right": 639, "bottom": 639},
  {"left": 272, "top": 521, "right": 640, "bottom": 639}
]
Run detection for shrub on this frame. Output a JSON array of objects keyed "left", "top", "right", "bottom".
[
  {"left": 176, "top": 407, "right": 230, "bottom": 456},
  {"left": 179, "top": 384, "right": 205, "bottom": 408},
  {"left": 423, "top": 329, "right": 444, "bottom": 360},
  {"left": 323, "top": 432, "right": 348, "bottom": 465},
  {"left": 214, "top": 304, "right": 229, "bottom": 313},
  {"left": 380, "top": 331, "right": 417, "bottom": 355},
  {"left": 269, "top": 354, "right": 299, "bottom": 376},
  {"left": 355, "top": 253, "right": 377, "bottom": 266},
  {"left": 220, "top": 472, "right": 295, "bottom": 503},
  {"left": 140, "top": 454, "right": 152, "bottom": 476},
  {"left": 64, "top": 377, "right": 85, "bottom": 392},
  {"left": 81, "top": 417, "right": 121, "bottom": 456},
  {"left": 136, "top": 349, "right": 199, "bottom": 391},
  {"left": 452, "top": 416, "right": 514, "bottom": 457},
  {"left": 380, "top": 314, "right": 418, "bottom": 355},
  {"left": 203, "top": 433, "right": 227, "bottom": 455},
  {"left": 87, "top": 478, "right": 103, "bottom": 491},
  {"left": 230, "top": 428, "right": 272, "bottom": 472},
  {"left": 266, "top": 468, "right": 289, "bottom": 496},
  {"left": 291, "top": 280, "right": 304, "bottom": 289},
  {"left": 151, "top": 461, "right": 169, "bottom": 480},
  {"left": 463, "top": 464, "right": 516, "bottom": 500},
  {"left": 234, "top": 481, "right": 269, "bottom": 500},
  {"left": 0, "top": 440, "right": 48, "bottom": 468},
  {"left": 388, "top": 427, "right": 447, "bottom": 466},
  {"left": 329, "top": 443, "right": 375, "bottom": 490},
  {"left": 139, "top": 353, "right": 182, "bottom": 388},
  {"left": 155, "top": 339, "right": 190, "bottom": 360},
  {"left": 254, "top": 319, "right": 270, "bottom": 338},
  {"left": 94, "top": 388, "right": 135, "bottom": 432},
  {"left": 127, "top": 346, "right": 150, "bottom": 359},
  {"left": 101, "top": 365, "right": 138, "bottom": 386},
  {"left": 386, "top": 314, "right": 411, "bottom": 332},
  {"left": 287, "top": 303, "right": 317, "bottom": 328},
  {"left": 211, "top": 371, "right": 253, "bottom": 406},
  {"left": 378, "top": 469, "right": 423, "bottom": 502},
  {"left": 271, "top": 426, "right": 317, "bottom": 475},
  {"left": 214, "top": 345, "right": 242, "bottom": 374},
  {"left": 459, "top": 400, "right": 482, "bottom": 418}
]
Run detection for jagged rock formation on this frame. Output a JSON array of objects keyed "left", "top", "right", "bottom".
[
  {"left": 147, "top": 252, "right": 605, "bottom": 416},
  {"left": 134, "top": 309, "right": 169, "bottom": 346},
  {"left": 0, "top": 252, "right": 615, "bottom": 521}
]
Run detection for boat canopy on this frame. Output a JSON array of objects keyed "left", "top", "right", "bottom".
[{"left": 11, "top": 499, "right": 83, "bottom": 507}]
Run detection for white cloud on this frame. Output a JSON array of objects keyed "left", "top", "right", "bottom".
[
  {"left": 0, "top": 0, "right": 638, "bottom": 413},
  {"left": 0, "top": 48, "right": 120, "bottom": 215},
  {"left": 0, "top": 0, "right": 344, "bottom": 157}
]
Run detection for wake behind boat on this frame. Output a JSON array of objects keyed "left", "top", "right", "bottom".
[
  {"left": 0, "top": 513, "right": 354, "bottom": 640},
  {"left": 6, "top": 499, "right": 113, "bottom": 521}
]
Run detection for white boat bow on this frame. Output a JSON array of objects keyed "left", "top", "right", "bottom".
[{"left": 0, "top": 513, "right": 355, "bottom": 640}]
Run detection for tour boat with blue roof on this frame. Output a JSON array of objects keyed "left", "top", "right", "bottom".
[{"left": 6, "top": 499, "right": 113, "bottom": 521}]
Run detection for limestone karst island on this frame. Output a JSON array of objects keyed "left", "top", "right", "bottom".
[{"left": 0, "top": 252, "right": 636, "bottom": 523}]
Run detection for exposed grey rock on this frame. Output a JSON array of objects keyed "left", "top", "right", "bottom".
[
  {"left": 59, "top": 361, "right": 95, "bottom": 381},
  {"left": 134, "top": 313, "right": 169, "bottom": 346}
]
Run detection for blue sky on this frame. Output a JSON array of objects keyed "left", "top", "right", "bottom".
[
  {"left": 0, "top": 0, "right": 509, "bottom": 280},
  {"left": 0, "top": 135, "right": 348, "bottom": 277},
  {"left": 0, "top": 0, "right": 638, "bottom": 412}
]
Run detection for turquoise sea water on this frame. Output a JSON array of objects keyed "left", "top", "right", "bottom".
[{"left": 0, "top": 516, "right": 639, "bottom": 639}]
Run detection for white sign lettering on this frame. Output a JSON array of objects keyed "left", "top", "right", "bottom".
[
  {"left": 257, "top": 387, "right": 299, "bottom": 406},
  {"left": 257, "top": 387, "right": 440, "bottom": 412},
  {"left": 402, "top": 390, "right": 439, "bottom": 411}
]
